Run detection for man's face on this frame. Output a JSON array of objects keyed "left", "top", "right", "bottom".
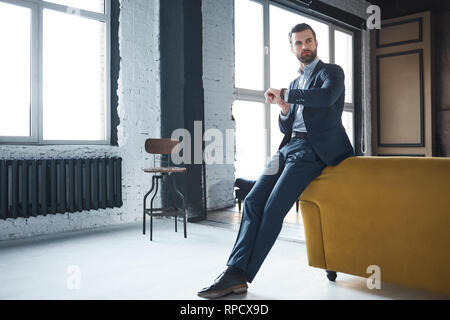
[{"left": 290, "top": 29, "right": 318, "bottom": 64}]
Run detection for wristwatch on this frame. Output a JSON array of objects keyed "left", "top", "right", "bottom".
[{"left": 280, "top": 88, "right": 287, "bottom": 101}]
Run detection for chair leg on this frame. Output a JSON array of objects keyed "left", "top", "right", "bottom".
[
  {"left": 238, "top": 199, "right": 242, "bottom": 213},
  {"left": 172, "top": 174, "right": 187, "bottom": 239},
  {"left": 169, "top": 174, "right": 178, "bottom": 232},
  {"left": 143, "top": 175, "right": 156, "bottom": 235},
  {"left": 150, "top": 216, "right": 153, "bottom": 241},
  {"left": 143, "top": 209, "right": 146, "bottom": 235},
  {"left": 184, "top": 211, "right": 187, "bottom": 238},
  {"left": 296, "top": 199, "right": 299, "bottom": 213},
  {"left": 150, "top": 176, "right": 160, "bottom": 241}
]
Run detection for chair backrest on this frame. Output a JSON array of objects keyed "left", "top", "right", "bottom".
[{"left": 145, "top": 138, "right": 179, "bottom": 155}]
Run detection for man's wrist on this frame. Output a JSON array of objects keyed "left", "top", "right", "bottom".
[{"left": 280, "top": 88, "right": 287, "bottom": 101}]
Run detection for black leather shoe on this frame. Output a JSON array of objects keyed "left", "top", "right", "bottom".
[{"left": 197, "top": 266, "right": 248, "bottom": 299}]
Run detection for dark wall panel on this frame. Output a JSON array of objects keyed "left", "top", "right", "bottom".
[{"left": 160, "top": 0, "right": 206, "bottom": 221}]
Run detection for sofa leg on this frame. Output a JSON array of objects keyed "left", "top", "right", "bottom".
[{"left": 326, "top": 270, "right": 337, "bottom": 282}]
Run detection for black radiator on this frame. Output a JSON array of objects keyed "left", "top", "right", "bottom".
[{"left": 0, "top": 157, "right": 122, "bottom": 219}]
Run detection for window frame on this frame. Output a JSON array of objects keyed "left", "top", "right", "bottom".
[
  {"left": 0, "top": 0, "right": 111, "bottom": 145},
  {"left": 333, "top": 24, "right": 355, "bottom": 145},
  {"left": 233, "top": 0, "right": 355, "bottom": 156},
  {"left": 333, "top": 24, "right": 355, "bottom": 109}
]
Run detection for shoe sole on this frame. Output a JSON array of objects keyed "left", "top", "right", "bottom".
[{"left": 197, "top": 284, "right": 248, "bottom": 299}]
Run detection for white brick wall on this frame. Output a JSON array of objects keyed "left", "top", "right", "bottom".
[
  {"left": 0, "top": 0, "right": 161, "bottom": 240},
  {"left": 202, "top": 0, "right": 372, "bottom": 210}
]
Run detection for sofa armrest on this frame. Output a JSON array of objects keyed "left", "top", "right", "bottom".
[{"left": 299, "top": 200, "right": 326, "bottom": 269}]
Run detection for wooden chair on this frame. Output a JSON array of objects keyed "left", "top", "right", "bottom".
[{"left": 142, "top": 138, "right": 187, "bottom": 241}]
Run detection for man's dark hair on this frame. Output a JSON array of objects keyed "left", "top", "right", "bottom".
[{"left": 288, "top": 23, "right": 317, "bottom": 44}]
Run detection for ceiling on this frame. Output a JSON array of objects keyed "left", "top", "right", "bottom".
[{"left": 367, "top": 0, "right": 450, "bottom": 19}]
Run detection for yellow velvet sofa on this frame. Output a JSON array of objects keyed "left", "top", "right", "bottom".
[{"left": 299, "top": 156, "right": 450, "bottom": 296}]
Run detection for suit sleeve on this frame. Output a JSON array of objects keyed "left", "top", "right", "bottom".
[
  {"left": 278, "top": 104, "right": 294, "bottom": 134},
  {"left": 285, "top": 65, "right": 344, "bottom": 107}
]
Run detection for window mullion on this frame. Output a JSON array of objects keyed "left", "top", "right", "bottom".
[
  {"left": 105, "top": 0, "right": 111, "bottom": 144},
  {"left": 235, "top": 88, "right": 265, "bottom": 100},
  {"left": 263, "top": 0, "right": 270, "bottom": 159},
  {"left": 37, "top": 3, "right": 43, "bottom": 143},
  {"left": 329, "top": 23, "right": 335, "bottom": 64},
  {"left": 31, "top": 1, "right": 39, "bottom": 142}
]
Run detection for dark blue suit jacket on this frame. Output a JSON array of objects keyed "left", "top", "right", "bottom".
[{"left": 278, "top": 60, "right": 355, "bottom": 166}]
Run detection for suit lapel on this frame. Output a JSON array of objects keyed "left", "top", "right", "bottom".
[{"left": 304, "top": 60, "right": 324, "bottom": 90}]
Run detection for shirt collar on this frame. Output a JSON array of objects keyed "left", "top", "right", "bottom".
[{"left": 298, "top": 57, "right": 320, "bottom": 75}]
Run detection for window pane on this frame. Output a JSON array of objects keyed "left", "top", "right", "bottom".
[
  {"left": 335, "top": 30, "right": 353, "bottom": 103},
  {"left": 0, "top": 2, "right": 31, "bottom": 137},
  {"left": 342, "top": 111, "right": 354, "bottom": 148},
  {"left": 270, "top": 4, "right": 329, "bottom": 89},
  {"left": 270, "top": 105, "right": 285, "bottom": 155},
  {"left": 48, "top": 0, "right": 104, "bottom": 13},
  {"left": 43, "top": 9, "right": 106, "bottom": 141},
  {"left": 234, "top": 0, "right": 264, "bottom": 90},
  {"left": 233, "top": 100, "right": 266, "bottom": 180}
]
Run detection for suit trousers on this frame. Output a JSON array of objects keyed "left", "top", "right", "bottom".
[{"left": 226, "top": 136, "right": 327, "bottom": 283}]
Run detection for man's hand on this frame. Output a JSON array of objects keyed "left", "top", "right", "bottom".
[
  {"left": 264, "top": 88, "right": 281, "bottom": 104},
  {"left": 265, "top": 88, "right": 290, "bottom": 115}
]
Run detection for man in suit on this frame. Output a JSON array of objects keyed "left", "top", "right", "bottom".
[{"left": 198, "top": 23, "right": 355, "bottom": 299}]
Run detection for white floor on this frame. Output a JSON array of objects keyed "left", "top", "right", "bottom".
[{"left": 0, "top": 218, "right": 447, "bottom": 300}]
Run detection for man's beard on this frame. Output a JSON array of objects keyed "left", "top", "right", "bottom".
[{"left": 297, "top": 48, "right": 317, "bottom": 64}]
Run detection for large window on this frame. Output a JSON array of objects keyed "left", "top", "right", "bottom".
[
  {"left": 0, "top": 0, "right": 110, "bottom": 144},
  {"left": 233, "top": 0, "right": 355, "bottom": 178}
]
